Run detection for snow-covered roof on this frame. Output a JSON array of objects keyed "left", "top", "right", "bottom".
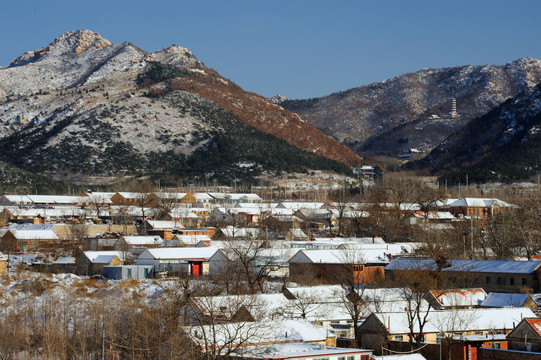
[
  {"left": 448, "top": 197, "right": 514, "bottom": 208},
  {"left": 285, "top": 284, "right": 344, "bottom": 301},
  {"left": 429, "top": 288, "right": 487, "bottom": 307},
  {"left": 290, "top": 249, "right": 389, "bottom": 264},
  {"left": 169, "top": 209, "right": 199, "bottom": 219},
  {"left": 4, "top": 206, "right": 96, "bottom": 218},
  {"left": 385, "top": 258, "right": 541, "bottom": 274},
  {"left": 138, "top": 247, "right": 221, "bottom": 261},
  {"left": 191, "top": 293, "right": 290, "bottom": 319},
  {"left": 7, "top": 229, "right": 59, "bottom": 240},
  {"left": 93, "top": 255, "right": 120, "bottom": 264},
  {"left": 120, "top": 236, "right": 162, "bottom": 246},
  {"left": 480, "top": 292, "right": 532, "bottom": 308},
  {"left": 277, "top": 202, "right": 325, "bottom": 210},
  {"left": 53, "top": 256, "right": 75, "bottom": 264},
  {"left": 370, "top": 307, "right": 535, "bottom": 334},
  {"left": 256, "top": 343, "right": 372, "bottom": 359},
  {"left": 373, "top": 354, "right": 426, "bottom": 360},
  {"left": 312, "top": 237, "right": 385, "bottom": 244},
  {"left": 288, "top": 228, "right": 308, "bottom": 238},
  {"left": 186, "top": 319, "right": 329, "bottom": 350},
  {"left": 154, "top": 192, "right": 187, "bottom": 200},
  {"left": 270, "top": 208, "right": 296, "bottom": 216},
  {"left": 82, "top": 251, "right": 123, "bottom": 262},
  {"left": 3, "top": 194, "right": 87, "bottom": 204},
  {"left": 115, "top": 192, "right": 145, "bottom": 199},
  {"left": 174, "top": 234, "right": 212, "bottom": 245},
  {"left": 208, "top": 193, "right": 263, "bottom": 201},
  {"left": 219, "top": 226, "right": 260, "bottom": 239},
  {"left": 185, "top": 192, "right": 213, "bottom": 200},
  {"left": 409, "top": 211, "right": 456, "bottom": 220},
  {"left": 145, "top": 220, "right": 182, "bottom": 230}
]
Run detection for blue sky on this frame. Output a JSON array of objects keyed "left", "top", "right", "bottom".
[{"left": 2, "top": 0, "right": 541, "bottom": 99}]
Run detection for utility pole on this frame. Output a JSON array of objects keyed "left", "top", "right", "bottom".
[{"left": 470, "top": 215, "right": 474, "bottom": 258}]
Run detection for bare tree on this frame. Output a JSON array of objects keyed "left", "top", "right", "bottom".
[
  {"left": 388, "top": 264, "right": 439, "bottom": 350},
  {"left": 184, "top": 281, "right": 273, "bottom": 360},
  {"left": 129, "top": 180, "right": 155, "bottom": 235}
]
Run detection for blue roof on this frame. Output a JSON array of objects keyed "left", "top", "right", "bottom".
[
  {"left": 385, "top": 258, "right": 541, "bottom": 274},
  {"left": 444, "top": 260, "right": 541, "bottom": 274},
  {"left": 481, "top": 293, "right": 531, "bottom": 308}
]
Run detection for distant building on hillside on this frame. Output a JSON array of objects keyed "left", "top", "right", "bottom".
[{"left": 450, "top": 97, "right": 459, "bottom": 118}]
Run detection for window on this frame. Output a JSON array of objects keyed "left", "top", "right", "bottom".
[
  {"left": 395, "top": 335, "right": 403, "bottom": 341},
  {"left": 491, "top": 342, "right": 501, "bottom": 349},
  {"left": 348, "top": 357, "right": 355, "bottom": 360},
  {"left": 522, "top": 278, "right": 528, "bottom": 286},
  {"left": 497, "top": 277, "right": 504, "bottom": 285},
  {"left": 338, "top": 357, "right": 345, "bottom": 360},
  {"left": 361, "top": 356, "right": 370, "bottom": 360},
  {"left": 486, "top": 277, "right": 491, "bottom": 284},
  {"left": 510, "top": 278, "right": 515, "bottom": 286}
]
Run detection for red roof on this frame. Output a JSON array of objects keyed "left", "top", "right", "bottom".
[{"left": 526, "top": 318, "right": 541, "bottom": 337}]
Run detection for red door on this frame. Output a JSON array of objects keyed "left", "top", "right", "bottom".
[{"left": 192, "top": 262, "right": 201, "bottom": 276}]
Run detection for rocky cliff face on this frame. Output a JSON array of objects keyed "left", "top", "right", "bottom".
[
  {"left": 280, "top": 58, "right": 541, "bottom": 155},
  {"left": 0, "top": 30, "right": 359, "bottom": 182}
]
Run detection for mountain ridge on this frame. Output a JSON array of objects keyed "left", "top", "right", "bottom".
[
  {"left": 409, "top": 83, "right": 541, "bottom": 183},
  {"left": 0, "top": 30, "right": 359, "bottom": 184},
  {"left": 280, "top": 58, "right": 541, "bottom": 157}
]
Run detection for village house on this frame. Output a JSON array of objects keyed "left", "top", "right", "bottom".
[
  {"left": 213, "top": 226, "right": 261, "bottom": 240},
  {"left": 74, "top": 251, "right": 124, "bottom": 276},
  {"left": 424, "top": 288, "right": 487, "bottom": 310},
  {"left": 180, "top": 192, "right": 213, "bottom": 208},
  {"left": 358, "top": 307, "right": 535, "bottom": 350},
  {"left": 242, "top": 343, "right": 373, "bottom": 360},
  {"left": 506, "top": 318, "right": 541, "bottom": 352},
  {"left": 0, "top": 194, "right": 88, "bottom": 207},
  {"left": 168, "top": 208, "right": 201, "bottom": 227},
  {"left": 177, "top": 226, "right": 216, "bottom": 238},
  {"left": 385, "top": 257, "right": 541, "bottom": 293},
  {"left": 51, "top": 256, "right": 76, "bottom": 273},
  {"left": 184, "top": 319, "right": 340, "bottom": 356},
  {"left": 404, "top": 211, "right": 456, "bottom": 226},
  {"left": 288, "top": 249, "right": 387, "bottom": 285},
  {"left": 261, "top": 215, "right": 304, "bottom": 233},
  {"left": 208, "top": 192, "right": 263, "bottom": 205},
  {"left": 0, "top": 229, "right": 59, "bottom": 251},
  {"left": 480, "top": 292, "right": 539, "bottom": 311},
  {"left": 448, "top": 197, "right": 515, "bottom": 221},
  {"left": 102, "top": 265, "right": 154, "bottom": 280},
  {"left": 0, "top": 206, "right": 96, "bottom": 224},
  {"left": 188, "top": 293, "right": 290, "bottom": 325},
  {"left": 135, "top": 247, "right": 228, "bottom": 276},
  {"left": 114, "top": 235, "right": 163, "bottom": 256},
  {"left": 143, "top": 219, "right": 182, "bottom": 239}
]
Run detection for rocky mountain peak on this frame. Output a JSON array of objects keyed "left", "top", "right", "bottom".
[
  {"left": 10, "top": 29, "right": 112, "bottom": 67},
  {"left": 269, "top": 94, "right": 288, "bottom": 104},
  {"left": 150, "top": 44, "right": 204, "bottom": 69}
]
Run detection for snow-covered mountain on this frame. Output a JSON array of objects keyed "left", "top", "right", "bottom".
[
  {"left": 410, "top": 83, "right": 541, "bottom": 183},
  {"left": 280, "top": 58, "right": 541, "bottom": 156},
  {"left": 0, "top": 30, "right": 359, "bottom": 183}
]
